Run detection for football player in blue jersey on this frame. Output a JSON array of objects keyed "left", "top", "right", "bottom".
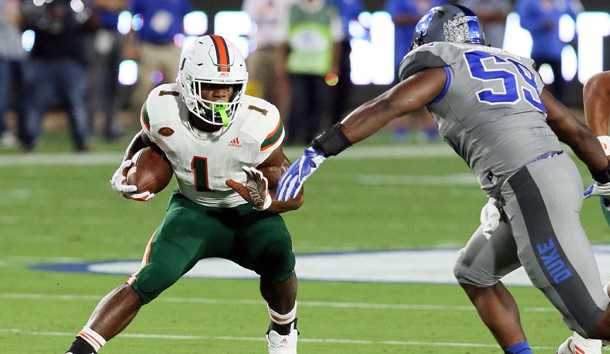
[{"left": 277, "top": 5, "right": 610, "bottom": 354}]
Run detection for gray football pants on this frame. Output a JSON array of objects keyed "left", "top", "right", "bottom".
[{"left": 454, "top": 152, "right": 609, "bottom": 336}]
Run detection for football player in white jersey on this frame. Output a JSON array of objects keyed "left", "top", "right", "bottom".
[
  {"left": 276, "top": 5, "right": 610, "bottom": 354},
  {"left": 64, "top": 35, "right": 303, "bottom": 354}
]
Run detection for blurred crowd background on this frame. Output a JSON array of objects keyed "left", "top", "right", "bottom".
[{"left": 0, "top": 0, "right": 608, "bottom": 152}]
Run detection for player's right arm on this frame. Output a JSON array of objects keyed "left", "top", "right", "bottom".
[{"left": 109, "top": 130, "right": 161, "bottom": 201}]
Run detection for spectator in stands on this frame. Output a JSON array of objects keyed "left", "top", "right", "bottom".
[
  {"left": 516, "top": 0, "right": 583, "bottom": 105},
  {"left": 20, "top": 0, "right": 97, "bottom": 152},
  {"left": 87, "top": 0, "right": 129, "bottom": 142},
  {"left": 126, "top": 0, "right": 192, "bottom": 109},
  {"left": 327, "top": 0, "right": 365, "bottom": 125},
  {"left": 280, "top": 0, "right": 344, "bottom": 145},
  {"left": 0, "top": 0, "right": 25, "bottom": 148},
  {"left": 242, "top": 0, "right": 293, "bottom": 121},
  {"left": 384, "top": 0, "right": 445, "bottom": 141},
  {"left": 455, "top": 0, "right": 512, "bottom": 48}
]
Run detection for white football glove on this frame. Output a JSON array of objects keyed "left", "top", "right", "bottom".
[
  {"left": 584, "top": 183, "right": 610, "bottom": 199},
  {"left": 225, "top": 166, "right": 272, "bottom": 210},
  {"left": 480, "top": 197, "right": 501, "bottom": 240},
  {"left": 109, "top": 159, "right": 155, "bottom": 202}
]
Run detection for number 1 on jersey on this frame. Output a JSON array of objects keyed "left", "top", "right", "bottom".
[{"left": 192, "top": 156, "right": 211, "bottom": 192}]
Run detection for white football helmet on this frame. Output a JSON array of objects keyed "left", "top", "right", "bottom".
[{"left": 177, "top": 35, "right": 248, "bottom": 127}]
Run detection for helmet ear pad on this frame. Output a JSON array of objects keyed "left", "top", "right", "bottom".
[
  {"left": 177, "top": 35, "right": 248, "bottom": 127},
  {"left": 409, "top": 4, "right": 486, "bottom": 51}
]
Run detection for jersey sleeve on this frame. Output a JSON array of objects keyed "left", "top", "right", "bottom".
[
  {"left": 398, "top": 43, "right": 457, "bottom": 81},
  {"left": 139, "top": 85, "right": 182, "bottom": 143},
  {"left": 139, "top": 101, "right": 152, "bottom": 140},
  {"left": 238, "top": 98, "right": 285, "bottom": 165}
]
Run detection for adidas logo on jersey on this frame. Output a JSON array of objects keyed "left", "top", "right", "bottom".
[{"left": 228, "top": 137, "right": 241, "bottom": 147}]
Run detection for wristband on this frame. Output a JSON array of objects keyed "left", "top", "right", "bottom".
[
  {"left": 311, "top": 124, "right": 352, "bottom": 157},
  {"left": 598, "top": 136, "right": 610, "bottom": 155},
  {"left": 590, "top": 160, "right": 610, "bottom": 184}
]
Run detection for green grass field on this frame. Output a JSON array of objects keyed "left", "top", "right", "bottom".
[{"left": 1, "top": 129, "right": 609, "bottom": 353}]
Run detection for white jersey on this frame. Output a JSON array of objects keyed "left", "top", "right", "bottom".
[{"left": 140, "top": 83, "right": 284, "bottom": 207}]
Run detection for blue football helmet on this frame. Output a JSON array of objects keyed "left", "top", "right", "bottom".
[{"left": 410, "top": 4, "right": 486, "bottom": 51}]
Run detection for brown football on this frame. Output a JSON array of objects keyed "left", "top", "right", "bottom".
[{"left": 126, "top": 147, "right": 173, "bottom": 194}]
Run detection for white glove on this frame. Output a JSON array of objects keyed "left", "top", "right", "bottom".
[
  {"left": 226, "top": 166, "right": 272, "bottom": 211},
  {"left": 480, "top": 198, "right": 500, "bottom": 240},
  {"left": 584, "top": 183, "right": 610, "bottom": 199},
  {"left": 109, "top": 159, "right": 155, "bottom": 202},
  {"left": 276, "top": 147, "right": 326, "bottom": 201}
]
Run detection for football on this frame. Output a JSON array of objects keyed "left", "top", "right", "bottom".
[{"left": 126, "top": 147, "right": 173, "bottom": 194}]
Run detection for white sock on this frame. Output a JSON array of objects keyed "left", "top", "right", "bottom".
[
  {"left": 268, "top": 302, "right": 297, "bottom": 326},
  {"left": 572, "top": 331, "right": 602, "bottom": 354},
  {"left": 78, "top": 326, "right": 106, "bottom": 352}
]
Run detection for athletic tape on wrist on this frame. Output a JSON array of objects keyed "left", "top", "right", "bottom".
[
  {"left": 598, "top": 136, "right": 610, "bottom": 156},
  {"left": 311, "top": 124, "right": 352, "bottom": 157}
]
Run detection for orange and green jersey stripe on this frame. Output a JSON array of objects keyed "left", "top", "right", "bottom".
[
  {"left": 261, "top": 120, "right": 284, "bottom": 151},
  {"left": 140, "top": 102, "right": 151, "bottom": 132}
]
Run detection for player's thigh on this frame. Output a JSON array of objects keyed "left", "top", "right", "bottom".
[
  {"left": 131, "top": 193, "right": 234, "bottom": 303},
  {"left": 504, "top": 155, "right": 608, "bottom": 334}
]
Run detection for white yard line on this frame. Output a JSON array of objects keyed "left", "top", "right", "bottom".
[
  {"left": 0, "top": 293, "right": 555, "bottom": 313},
  {"left": 0, "top": 327, "right": 554, "bottom": 350}
]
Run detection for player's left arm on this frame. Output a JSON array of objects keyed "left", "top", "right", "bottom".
[
  {"left": 543, "top": 89, "right": 610, "bottom": 196},
  {"left": 543, "top": 89, "right": 609, "bottom": 174},
  {"left": 276, "top": 67, "right": 446, "bottom": 201}
]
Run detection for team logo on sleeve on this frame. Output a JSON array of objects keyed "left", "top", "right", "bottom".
[{"left": 158, "top": 127, "right": 175, "bottom": 137}]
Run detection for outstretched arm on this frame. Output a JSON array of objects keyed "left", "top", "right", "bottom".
[
  {"left": 276, "top": 67, "right": 447, "bottom": 200},
  {"left": 339, "top": 67, "right": 446, "bottom": 145}
]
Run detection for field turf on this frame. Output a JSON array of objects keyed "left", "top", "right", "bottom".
[{"left": 1, "top": 131, "right": 608, "bottom": 353}]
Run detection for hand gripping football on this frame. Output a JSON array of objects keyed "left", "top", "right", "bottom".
[{"left": 126, "top": 147, "right": 173, "bottom": 194}]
